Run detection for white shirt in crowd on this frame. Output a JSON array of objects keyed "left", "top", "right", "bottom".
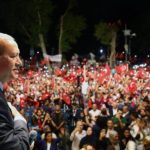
[
  {"left": 70, "top": 130, "right": 86, "bottom": 150},
  {"left": 89, "top": 109, "right": 101, "bottom": 125},
  {"left": 47, "top": 143, "right": 51, "bottom": 150},
  {"left": 81, "top": 81, "right": 88, "bottom": 95}
]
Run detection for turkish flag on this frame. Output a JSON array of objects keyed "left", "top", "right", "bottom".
[
  {"left": 128, "top": 69, "right": 135, "bottom": 76},
  {"left": 41, "top": 59, "right": 47, "bottom": 66},
  {"left": 136, "top": 68, "right": 146, "bottom": 79},
  {"left": 97, "top": 74, "right": 104, "bottom": 85},
  {"left": 54, "top": 68, "right": 62, "bottom": 76},
  {"left": 62, "top": 94, "right": 71, "bottom": 105},
  {"left": 79, "top": 76, "right": 84, "bottom": 83},
  {"left": 88, "top": 99, "right": 93, "bottom": 108},
  {"left": 20, "top": 98, "right": 25, "bottom": 108},
  {"left": 115, "top": 64, "right": 128, "bottom": 74},
  {"left": 34, "top": 101, "right": 40, "bottom": 108},
  {"left": 87, "top": 70, "right": 97, "bottom": 79},
  {"left": 76, "top": 68, "right": 83, "bottom": 74},
  {"left": 114, "top": 73, "right": 121, "bottom": 81},
  {"left": 128, "top": 80, "right": 137, "bottom": 93},
  {"left": 101, "top": 64, "right": 111, "bottom": 76},
  {"left": 41, "top": 92, "right": 50, "bottom": 101},
  {"left": 27, "top": 70, "right": 34, "bottom": 78}
]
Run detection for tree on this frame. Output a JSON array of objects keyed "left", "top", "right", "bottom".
[
  {"left": 94, "top": 22, "right": 119, "bottom": 67},
  {"left": 0, "top": 0, "right": 54, "bottom": 54},
  {"left": 58, "top": 0, "right": 86, "bottom": 55}
]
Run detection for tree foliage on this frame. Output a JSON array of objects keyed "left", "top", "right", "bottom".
[
  {"left": 94, "top": 22, "right": 119, "bottom": 67},
  {"left": 61, "top": 14, "right": 86, "bottom": 52},
  {"left": 94, "top": 22, "right": 118, "bottom": 45},
  {"left": 0, "top": 0, "right": 54, "bottom": 48},
  {"left": 58, "top": 0, "right": 86, "bottom": 54}
]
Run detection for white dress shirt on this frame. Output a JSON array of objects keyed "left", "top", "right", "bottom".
[{"left": 47, "top": 143, "right": 51, "bottom": 150}]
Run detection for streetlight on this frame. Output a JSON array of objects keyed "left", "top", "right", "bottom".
[
  {"left": 123, "top": 25, "right": 131, "bottom": 63},
  {"left": 100, "top": 49, "right": 103, "bottom": 53},
  {"left": 128, "top": 33, "right": 136, "bottom": 61},
  {"left": 123, "top": 24, "right": 136, "bottom": 64}
]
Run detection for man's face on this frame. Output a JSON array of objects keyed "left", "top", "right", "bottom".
[
  {"left": 46, "top": 133, "right": 52, "bottom": 142},
  {"left": 92, "top": 104, "right": 97, "bottom": 110},
  {"left": 0, "top": 43, "right": 21, "bottom": 82},
  {"left": 86, "top": 145, "right": 94, "bottom": 150},
  {"left": 124, "top": 129, "right": 130, "bottom": 138},
  {"left": 55, "top": 104, "right": 60, "bottom": 111},
  {"left": 107, "top": 120, "right": 114, "bottom": 129},
  {"left": 87, "top": 127, "right": 92, "bottom": 135},
  {"left": 113, "top": 134, "right": 119, "bottom": 144}
]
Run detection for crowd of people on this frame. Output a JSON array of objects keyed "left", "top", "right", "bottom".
[{"left": 3, "top": 56, "right": 150, "bottom": 150}]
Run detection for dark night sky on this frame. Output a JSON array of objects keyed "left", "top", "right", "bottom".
[
  {"left": 0, "top": 0, "right": 150, "bottom": 59},
  {"left": 76, "top": 0, "right": 149, "bottom": 23},
  {"left": 66, "top": 0, "right": 150, "bottom": 56}
]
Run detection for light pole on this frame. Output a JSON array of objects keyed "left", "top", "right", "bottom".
[
  {"left": 123, "top": 24, "right": 131, "bottom": 63},
  {"left": 123, "top": 25, "right": 136, "bottom": 64},
  {"left": 128, "top": 33, "right": 136, "bottom": 62}
]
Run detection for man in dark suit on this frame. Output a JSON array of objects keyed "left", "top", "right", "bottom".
[{"left": 0, "top": 33, "right": 29, "bottom": 150}]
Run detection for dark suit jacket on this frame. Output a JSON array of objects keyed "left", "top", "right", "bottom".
[{"left": 0, "top": 89, "right": 30, "bottom": 150}]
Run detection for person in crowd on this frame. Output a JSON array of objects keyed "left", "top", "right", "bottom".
[
  {"left": 143, "top": 136, "right": 150, "bottom": 150},
  {"left": 96, "top": 107, "right": 110, "bottom": 131},
  {"left": 112, "top": 109, "right": 127, "bottom": 133},
  {"left": 120, "top": 127, "right": 135, "bottom": 150},
  {"left": 96, "top": 129, "right": 111, "bottom": 150},
  {"left": 122, "top": 105, "right": 131, "bottom": 126},
  {"left": 88, "top": 103, "right": 101, "bottom": 125},
  {"left": 42, "top": 113, "right": 57, "bottom": 134},
  {"left": 129, "top": 112, "right": 145, "bottom": 150},
  {"left": 70, "top": 120, "right": 86, "bottom": 150},
  {"left": 106, "top": 119, "right": 116, "bottom": 139},
  {"left": 108, "top": 102, "right": 118, "bottom": 117},
  {"left": 39, "top": 131, "right": 61, "bottom": 150},
  {"left": 70, "top": 103, "right": 83, "bottom": 129},
  {"left": 80, "top": 144, "right": 95, "bottom": 150},
  {"left": 29, "top": 130, "right": 38, "bottom": 150},
  {"left": 79, "top": 126, "right": 97, "bottom": 149},
  {"left": 32, "top": 108, "right": 45, "bottom": 129},
  {"left": 51, "top": 104, "right": 65, "bottom": 136},
  {"left": 41, "top": 125, "right": 57, "bottom": 140},
  {"left": 107, "top": 130, "right": 121, "bottom": 150},
  {"left": 0, "top": 33, "right": 29, "bottom": 150}
]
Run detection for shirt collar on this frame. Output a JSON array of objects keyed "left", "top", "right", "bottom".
[{"left": 0, "top": 82, "right": 3, "bottom": 91}]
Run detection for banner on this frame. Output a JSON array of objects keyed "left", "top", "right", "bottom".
[{"left": 43, "top": 53, "right": 62, "bottom": 62}]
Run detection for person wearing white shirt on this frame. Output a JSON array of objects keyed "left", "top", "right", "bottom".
[
  {"left": 70, "top": 120, "right": 86, "bottom": 150},
  {"left": 89, "top": 103, "right": 101, "bottom": 125}
]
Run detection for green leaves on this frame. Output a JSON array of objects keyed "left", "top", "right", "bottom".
[
  {"left": 0, "top": 0, "right": 54, "bottom": 48},
  {"left": 94, "top": 22, "right": 118, "bottom": 45},
  {"left": 64, "top": 14, "right": 86, "bottom": 43}
]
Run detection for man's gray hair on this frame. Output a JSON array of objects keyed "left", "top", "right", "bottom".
[
  {"left": 0, "top": 33, "right": 18, "bottom": 47},
  {"left": 0, "top": 33, "right": 18, "bottom": 55}
]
